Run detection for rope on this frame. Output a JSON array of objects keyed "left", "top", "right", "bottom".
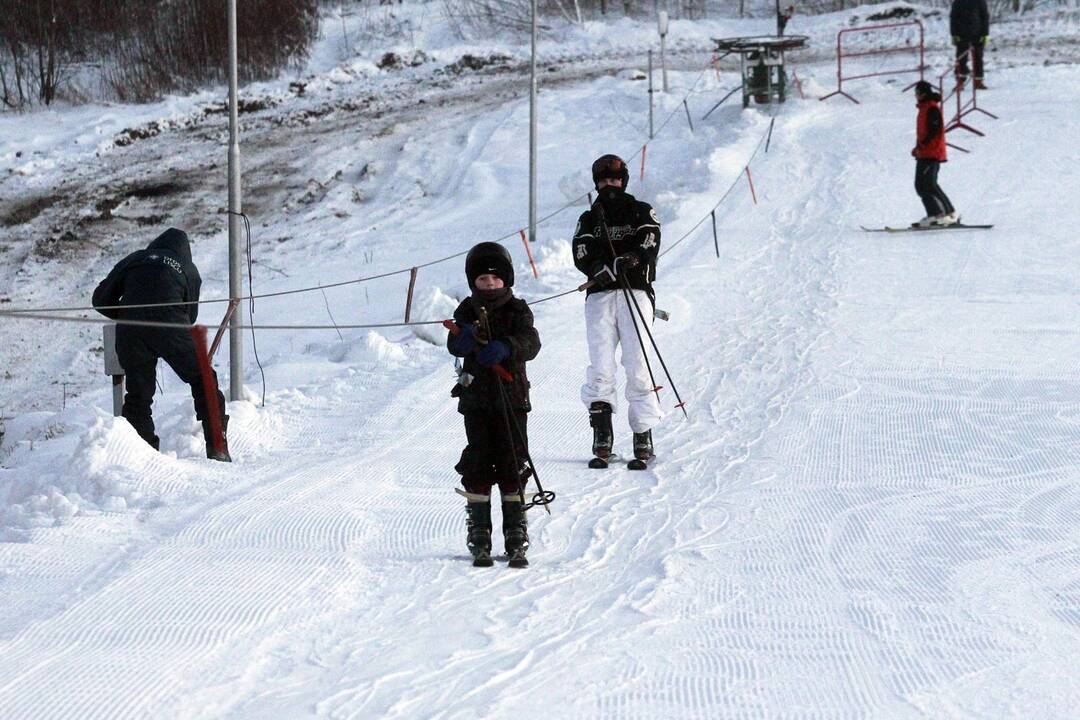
[
  {"left": 0, "top": 117, "right": 778, "bottom": 334},
  {"left": 3, "top": 57, "right": 724, "bottom": 319}
]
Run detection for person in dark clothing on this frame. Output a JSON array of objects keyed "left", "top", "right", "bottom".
[
  {"left": 447, "top": 242, "right": 541, "bottom": 568},
  {"left": 92, "top": 228, "right": 230, "bottom": 461},
  {"left": 572, "top": 154, "right": 662, "bottom": 465},
  {"left": 911, "top": 81, "right": 958, "bottom": 228},
  {"left": 951, "top": 0, "right": 990, "bottom": 89}
]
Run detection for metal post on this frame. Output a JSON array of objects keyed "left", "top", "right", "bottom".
[
  {"left": 112, "top": 376, "right": 124, "bottom": 417},
  {"left": 227, "top": 0, "right": 243, "bottom": 401},
  {"left": 528, "top": 0, "right": 538, "bottom": 243},
  {"left": 103, "top": 324, "right": 124, "bottom": 417},
  {"left": 658, "top": 10, "right": 669, "bottom": 93},
  {"left": 648, "top": 50, "right": 654, "bottom": 139}
]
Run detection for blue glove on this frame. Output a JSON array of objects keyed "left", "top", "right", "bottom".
[
  {"left": 476, "top": 340, "right": 510, "bottom": 367},
  {"left": 450, "top": 324, "right": 478, "bottom": 354}
]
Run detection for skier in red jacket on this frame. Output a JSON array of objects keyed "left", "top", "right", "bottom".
[{"left": 911, "top": 80, "right": 958, "bottom": 228}]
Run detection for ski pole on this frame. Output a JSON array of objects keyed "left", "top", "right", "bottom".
[
  {"left": 617, "top": 273, "right": 689, "bottom": 418},
  {"left": 595, "top": 203, "right": 664, "bottom": 410},
  {"left": 477, "top": 309, "right": 554, "bottom": 514},
  {"left": 617, "top": 280, "right": 664, "bottom": 409}
]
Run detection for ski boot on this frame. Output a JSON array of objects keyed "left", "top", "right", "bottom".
[
  {"left": 502, "top": 495, "right": 530, "bottom": 568},
  {"left": 629, "top": 430, "right": 654, "bottom": 470},
  {"left": 202, "top": 415, "right": 232, "bottom": 462},
  {"left": 588, "top": 401, "right": 614, "bottom": 469},
  {"left": 462, "top": 491, "right": 493, "bottom": 567}
]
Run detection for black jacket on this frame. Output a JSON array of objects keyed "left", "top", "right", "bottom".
[
  {"left": 447, "top": 295, "right": 541, "bottom": 414},
  {"left": 572, "top": 192, "right": 661, "bottom": 299},
  {"left": 92, "top": 228, "right": 202, "bottom": 326},
  {"left": 950, "top": 0, "right": 990, "bottom": 39}
]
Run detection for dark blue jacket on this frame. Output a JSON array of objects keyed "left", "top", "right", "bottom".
[
  {"left": 950, "top": 0, "right": 990, "bottom": 39},
  {"left": 92, "top": 228, "right": 202, "bottom": 325}
]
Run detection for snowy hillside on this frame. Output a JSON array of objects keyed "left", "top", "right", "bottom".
[{"left": 2, "top": 3, "right": 1080, "bottom": 718}]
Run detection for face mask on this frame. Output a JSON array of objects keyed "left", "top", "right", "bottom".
[
  {"left": 598, "top": 185, "right": 624, "bottom": 204},
  {"left": 472, "top": 286, "right": 512, "bottom": 307}
]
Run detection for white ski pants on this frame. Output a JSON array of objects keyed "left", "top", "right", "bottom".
[{"left": 581, "top": 289, "right": 663, "bottom": 433}]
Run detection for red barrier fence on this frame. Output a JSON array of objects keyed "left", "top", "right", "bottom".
[
  {"left": 937, "top": 47, "right": 998, "bottom": 139},
  {"left": 820, "top": 20, "right": 925, "bottom": 104}
]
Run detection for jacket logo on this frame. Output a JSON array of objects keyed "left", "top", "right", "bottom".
[
  {"left": 649, "top": 208, "right": 659, "bottom": 223},
  {"left": 575, "top": 244, "right": 588, "bottom": 260},
  {"left": 162, "top": 256, "right": 183, "bottom": 274},
  {"left": 641, "top": 233, "right": 657, "bottom": 249}
]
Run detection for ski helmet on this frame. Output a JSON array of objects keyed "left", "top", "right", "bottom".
[
  {"left": 913, "top": 80, "right": 934, "bottom": 98},
  {"left": 465, "top": 242, "right": 514, "bottom": 289},
  {"left": 591, "top": 154, "right": 629, "bottom": 191}
]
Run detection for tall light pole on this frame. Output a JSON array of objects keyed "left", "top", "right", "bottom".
[
  {"left": 227, "top": 0, "right": 244, "bottom": 401},
  {"left": 528, "top": 0, "right": 538, "bottom": 243}
]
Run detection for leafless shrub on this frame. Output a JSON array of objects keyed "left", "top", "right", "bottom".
[{"left": 0, "top": 0, "right": 320, "bottom": 108}]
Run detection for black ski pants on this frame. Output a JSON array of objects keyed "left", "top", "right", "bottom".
[
  {"left": 117, "top": 326, "right": 226, "bottom": 448},
  {"left": 915, "top": 159, "right": 955, "bottom": 217},
  {"left": 456, "top": 410, "right": 529, "bottom": 496},
  {"left": 955, "top": 38, "right": 985, "bottom": 82}
]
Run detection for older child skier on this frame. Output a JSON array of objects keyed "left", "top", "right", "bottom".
[
  {"left": 446, "top": 242, "right": 541, "bottom": 568},
  {"left": 572, "top": 154, "right": 663, "bottom": 469}
]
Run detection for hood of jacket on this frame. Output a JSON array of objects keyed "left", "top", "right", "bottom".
[{"left": 147, "top": 227, "right": 193, "bottom": 266}]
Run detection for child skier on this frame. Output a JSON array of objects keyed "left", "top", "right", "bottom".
[
  {"left": 572, "top": 154, "right": 663, "bottom": 468},
  {"left": 911, "top": 80, "right": 959, "bottom": 228},
  {"left": 447, "top": 242, "right": 541, "bottom": 568}
]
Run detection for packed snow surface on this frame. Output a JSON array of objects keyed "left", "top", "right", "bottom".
[{"left": 1, "top": 4, "right": 1080, "bottom": 718}]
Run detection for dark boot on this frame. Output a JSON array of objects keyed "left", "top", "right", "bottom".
[
  {"left": 202, "top": 415, "right": 231, "bottom": 462},
  {"left": 502, "top": 495, "right": 529, "bottom": 568},
  {"left": 633, "top": 429, "right": 654, "bottom": 461},
  {"left": 589, "top": 401, "right": 614, "bottom": 459},
  {"left": 462, "top": 492, "right": 493, "bottom": 567}
]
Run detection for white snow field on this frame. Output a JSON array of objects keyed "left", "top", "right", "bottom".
[{"left": 2, "top": 5, "right": 1080, "bottom": 718}]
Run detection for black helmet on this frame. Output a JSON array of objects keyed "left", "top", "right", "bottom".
[
  {"left": 591, "top": 154, "right": 629, "bottom": 191},
  {"left": 913, "top": 80, "right": 934, "bottom": 97},
  {"left": 465, "top": 242, "right": 514, "bottom": 289}
]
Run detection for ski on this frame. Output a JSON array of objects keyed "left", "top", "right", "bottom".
[{"left": 861, "top": 223, "right": 993, "bottom": 233}]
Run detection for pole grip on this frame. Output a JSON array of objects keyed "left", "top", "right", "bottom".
[{"left": 442, "top": 320, "right": 514, "bottom": 382}]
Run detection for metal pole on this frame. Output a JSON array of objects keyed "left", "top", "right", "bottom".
[
  {"left": 660, "top": 34, "right": 668, "bottom": 93},
  {"left": 227, "top": 0, "right": 243, "bottom": 401},
  {"left": 528, "top": 0, "right": 538, "bottom": 243},
  {"left": 648, "top": 50, "right": 654, "bottom": 139}
]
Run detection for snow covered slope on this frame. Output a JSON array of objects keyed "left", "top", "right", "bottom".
[{"left": 2, "top": 5, "right": 1080, "bottom": 719}]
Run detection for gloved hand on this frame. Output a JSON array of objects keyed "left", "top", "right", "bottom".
[
  {"left": 980, "top": 35, "right": 988, "bottom": 44},
  {"left": 911, "top": 147, "right": 917, "bottom": 157},
  {"left": 476, "top": 340, "right": 510, "bottom": 367},
  {"left": 591, "top": 264, "right": 617, "bottom": 289},
  {"left": 450, "top": 323, "right": 478, "bottom": 354},
  {"left": 952, "top": 35, "right": 962, "bottom": 45},
  {"left": 613, "top": 252, "right": 641, "bottom": 275}
]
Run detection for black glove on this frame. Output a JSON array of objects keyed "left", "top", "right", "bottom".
[
  {"left": 591, "top": 264, "right": 617, "bottom": 289},
  {"left": 613, "top": 252, "right": 640, "bottom": 276}
]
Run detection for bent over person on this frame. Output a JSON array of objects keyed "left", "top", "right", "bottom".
[
  {"left": 572, "top": 154, "right": 663, "bottom": 468},
  {"left": 93, "top": 228, "right": 230, "bottom": 461}
]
